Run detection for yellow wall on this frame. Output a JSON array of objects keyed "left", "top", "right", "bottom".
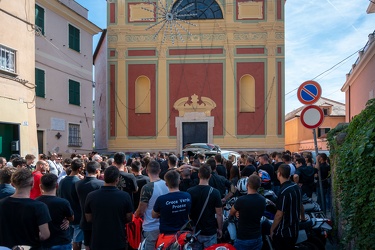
[
  {"left": 285, "top": 116, "right": 345, "bottom": 152},
  {"left": 0, "top": 0, "right": 38, "bottom": 157},
  {"left": 107, "top": 0, "right": 285, "bottom": 153}
]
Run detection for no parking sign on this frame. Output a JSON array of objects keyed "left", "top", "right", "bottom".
[{"left": 297, "top": 80, "right": 322, "bottom": 105}]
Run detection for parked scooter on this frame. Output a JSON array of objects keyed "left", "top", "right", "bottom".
[
  {"left": 262, "top": 214, "right": 327, "bottom": 250},
  {"left": 301, "top": 195, "right": 332, "bottom": 247}
]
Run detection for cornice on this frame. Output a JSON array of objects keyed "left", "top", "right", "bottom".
[
  {"left": 36, "top": 0, "right": 101, "bottom": 35},
  {"left": 341, "top": 38, "right": 375, "bottom": 92}
]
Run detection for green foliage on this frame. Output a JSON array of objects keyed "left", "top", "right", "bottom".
[{"left": 327, "top": 98, "right": 375, "bottom": 249}]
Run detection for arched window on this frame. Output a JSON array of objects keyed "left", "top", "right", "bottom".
[
  {"left": 135, "top": 76, "right": 151, "bottom": 113},
  {"left": 240, "top": 74, "right": 255, "bottom": 112},
  {"left": 172, "top": 0, "right": 223, "bottom": 20}
]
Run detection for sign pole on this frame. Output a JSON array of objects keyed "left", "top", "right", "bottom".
[{"left": 313, "top": 128, "right": 325, "bottom": 212}]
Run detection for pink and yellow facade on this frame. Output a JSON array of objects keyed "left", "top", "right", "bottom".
[{"left": 96, "top": 0, "right": 285, "bottom": 153}]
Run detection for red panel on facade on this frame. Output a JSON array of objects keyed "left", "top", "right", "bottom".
[
  {"left": 128, "top": 50, "right": 156, "bottom": 56},
  {"left": 110, "top": 3, "right": 116, "bottom": 23},
  {"left": 278, "top": 62, "right": 283, "bottom": 135},
  {"left": 277, "top": 0, "right": 282, "bottom": 20},
  {"left": 169, "top": 48, "right": 223, "bottom": 55},
  {"left": 236, "top": 62, "right": 265, "bottom": 135},
  {"left": 127, "top": 64, "right": 156, "bottom": 136},
  {"left": 110, "top": 50, "right": 116, "bottom": 57},
  {"left": 236, "top": 48, "right": 265, "bottom": 54},
  {"left": 277, "top": 47, "right": 282, "bottom": 54},
  {"left": 109, "top": 65, "right": 116, "bottom": 137},
  {"left": 169, "top": 63, "right": 224, "bottom": 136}
]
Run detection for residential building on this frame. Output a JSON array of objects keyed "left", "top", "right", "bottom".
[
  {"left": 95, "top": 0, "right": 285, "bottom": 154},
  {"left": 35, "top": 0, "right": 101, "bottom": 156},
  {"left": 341, "top": 30, "right": 375, "bottom": 122},
  {"left": 285, "top": 97, "right": 345, "bottom": 152},
  {"left": 0, "top": 0, "right": 38, "bottom": 159}
]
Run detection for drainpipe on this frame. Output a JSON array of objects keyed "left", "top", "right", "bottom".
[{"left": 348, "top": 85, "right": 351, "bottom": 122}]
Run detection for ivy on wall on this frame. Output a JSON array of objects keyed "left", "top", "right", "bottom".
[{"left": 327, "top": 98, "right": 375, "bottom": 249}]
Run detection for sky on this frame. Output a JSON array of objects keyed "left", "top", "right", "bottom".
[{"left": 76, "top": 0, "right": 375, "bottom": 114}]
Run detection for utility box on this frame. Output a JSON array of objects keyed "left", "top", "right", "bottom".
[{"left": 11, "top": 140, "right": 19, "bottom": 152}]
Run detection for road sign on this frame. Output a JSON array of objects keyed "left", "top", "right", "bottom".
[
  {"left": 300, "top": 105, "right": 324, "bottom": 129},
  {"left": 297, "top": 80, "right": 322, "bottom": 105}
]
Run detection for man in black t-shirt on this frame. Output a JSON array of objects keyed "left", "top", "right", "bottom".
[
  {"left": 293, "top": 158, "right": 317, "bottom": 198},
  {"left": 179, "top": 167, "right": 198, "bottom": 192},
  {"left": 75, "top": 161, "right": 104, "bottom": 250},
  {"left": 258, "top": 154, "right": 276, "bottom": 190},
  {"left": 316, "top": 153, "right": 331, "bottom": 211},
  {"left": 230, "top": 173, "right": 266, "bottom": 250},
  {"left": 37, "top": 173, "right": 74, "bottom": 249},
  {"left": 85, "top": 166, "right": 133, "bottom": 250},
  {"left": 160, "top": 154, "right": 178, "bottom": 180},
  {"left": 0, "top": 168, "right": 51, "bottom": 248},
  {"left": 57, "top": 159, "right": 84, "bottom": 250},
  {"left": 206, "top": 158, "right": 234, "bottom": 202},
  {"left": 270, "top": 164, "right": 305, "bottom": 250},
  {"left": 131, "top": 161, "right": 150, "bottom": 207},
  {"left": 153, "top": 170, "right": 191, "bottom": 248},
  {"left": 241, "top": 156, "right": 257, "bottom": 177},
  {"left": 272, "top": 153, "right": 283, "bottom": 195},
  {"left": 113, "top": 152, "right": 138, "bottom": 208},
  {"left": 215, "top": 154, "right": 227, "bottom": 178},
  {"left": 187, "top": 164, "right": 223, "bottom": 249}
]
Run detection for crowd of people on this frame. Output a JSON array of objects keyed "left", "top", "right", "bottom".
[{"left": 0, "top": 150, "right": 331, "bottom": 250}]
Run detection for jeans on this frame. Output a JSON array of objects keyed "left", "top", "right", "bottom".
[
  {"left": 234, "top": 237, "right": 262, "bottom": 250},
  {"left": 316, "top": 187, "right": 330, "bottom": 212},
  {"left": 48, "top": 243, "right": 73, "bottom": 250},
  {"left": 190, "top": 234, "right": 217, "bottom": 250},
  {"left": 142, "top": 229, "right": 160, "bottom": 250},
  {"left": 70, "top": 224, "right": 84, "bottom": 243}
]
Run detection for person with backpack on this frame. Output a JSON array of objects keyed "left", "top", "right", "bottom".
[{"left": 293, "top": 157, "right": 317, "bottom": 198}]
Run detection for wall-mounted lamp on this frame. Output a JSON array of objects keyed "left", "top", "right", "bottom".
[{"left": 55, "top": 132, "right": 62, "bottom": 139}]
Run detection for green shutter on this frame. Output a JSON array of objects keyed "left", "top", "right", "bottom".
[
  {"left": 69, "top": 79, "right": 80, "bottom": 105},
  {"left": 35, "top": 68, "right": 45, "bottom": 98},
  {"left": 68, "top": 24, "right": 80, "bottom": 52},
  {"left": 35, "top": 5, "right": 45, "bottom": 35}
]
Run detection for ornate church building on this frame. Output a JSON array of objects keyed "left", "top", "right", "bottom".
[{"left": 94, "top": 0, "right": 285, "bottom": 154}]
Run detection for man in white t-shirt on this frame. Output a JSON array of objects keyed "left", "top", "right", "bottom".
[
  {"left": 135, "top": 161, "right": 168, "bottom": 249},
  {"left": 282, "top": 154, "right": 296, "bottom": 176}
]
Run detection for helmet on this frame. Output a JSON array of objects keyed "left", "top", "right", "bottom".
[
  {"left": 258, "top": 170, "right": 271, "bottom": 183},
  {"left": 236, "top": 177, "right": 248, "bottom": 195}
]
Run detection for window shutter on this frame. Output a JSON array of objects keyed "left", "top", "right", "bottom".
[
  {"left": 35, "top": 68, "right": 45, "bottom": 97},
  {"left": 69, "top": 79, "right": 80, "bottom": 105},
  {"left": 69, "top": 24, "right": 80, "bottom": 52},
  {"left": 35, "top": 5, "right": 45, "bottom": 35}
]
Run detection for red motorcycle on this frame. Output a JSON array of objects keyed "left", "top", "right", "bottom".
[{"left": 138, "top": 220, "right": 235, "bottom": 250}]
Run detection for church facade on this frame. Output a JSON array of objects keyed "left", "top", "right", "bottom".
[{"left": 95, "top": 0, "right": 285, "bottom": 154}]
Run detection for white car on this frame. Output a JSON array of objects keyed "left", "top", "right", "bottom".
[
  {"left": 220, "top": 150, "right": 241, "bottom": 166},
  {"left": 182, "top": 143, "right": 240, "bottom": 166}
]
